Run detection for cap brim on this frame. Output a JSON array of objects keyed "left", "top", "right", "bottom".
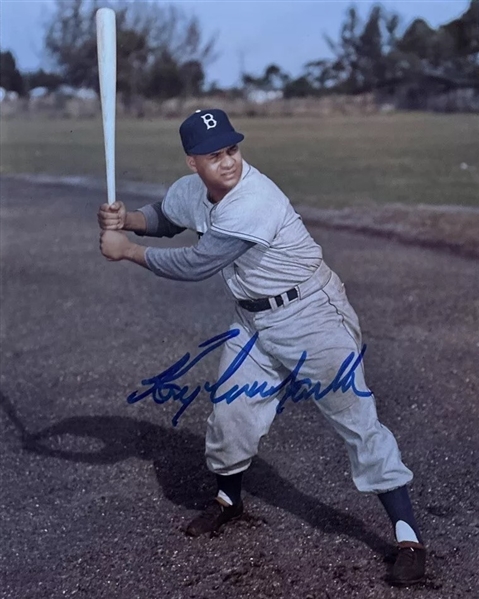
[{"left": 188, "top": 132, "right": 244, "bottom": 155}]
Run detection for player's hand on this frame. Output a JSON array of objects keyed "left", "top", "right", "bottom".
[
  {"left": 97, "top": 201, "right": 126, "bottom": 230},
  {"left": 100, "top": 230, "right": 131, "bottom": 261}
]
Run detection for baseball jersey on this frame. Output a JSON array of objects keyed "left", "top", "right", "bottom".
[{"left": 160, "top": 160, "right": 322, "bottom": 300}]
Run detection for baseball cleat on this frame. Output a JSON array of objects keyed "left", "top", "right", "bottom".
[
  {"left": 185, "top": 498, "right": 244, "bottom": 537},
  {"left": 389, "top": 541, "right": 426, "bottom": 586}
]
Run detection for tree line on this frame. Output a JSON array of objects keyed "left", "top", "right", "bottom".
[
  {"left": 1, "top": 0, "right": 215, "bottom": 101},
  {"left": 1, "top": 0, "right": 478, "bottom": 100},
  {"left": 243, "top": 1, "right": 479, "bottom": 97}
]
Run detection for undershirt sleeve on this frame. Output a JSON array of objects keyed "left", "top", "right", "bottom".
[
  {"left": 144, "top": 229, "right": 254, "bottom": 281},
  {"left": 134, "top": 202, "right": 186, "bottom": 238}
]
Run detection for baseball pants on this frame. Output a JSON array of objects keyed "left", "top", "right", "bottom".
[{"left": 205, "top": 260, "right": 413, "bottom": 494}]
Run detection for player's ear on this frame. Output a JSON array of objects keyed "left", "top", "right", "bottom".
[{"left": 185, "top": 155, "right": 198, "bottom": 173}]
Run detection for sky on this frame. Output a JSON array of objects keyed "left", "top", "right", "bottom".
[{"left": 0, "top": 1, "right": 471, "bottom": 88}]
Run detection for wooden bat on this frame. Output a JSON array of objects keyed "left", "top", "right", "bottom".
[{"left": 96, "top": 8, "right": 117, "bottom": 205}]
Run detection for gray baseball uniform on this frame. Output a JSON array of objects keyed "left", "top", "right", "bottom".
[{"left": 137, "top": 160, "right": 413, "bottom": 493}]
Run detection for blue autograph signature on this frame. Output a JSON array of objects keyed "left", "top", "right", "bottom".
[{"left": 127, "top": 329, "right": 372, "bottom": 426}]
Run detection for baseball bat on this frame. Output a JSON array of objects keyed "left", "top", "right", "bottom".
[{"left": 96, "top": 8, "right": 117, "bottom": 205}]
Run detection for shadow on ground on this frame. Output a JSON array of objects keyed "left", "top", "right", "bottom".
[{"left": 1, "top": 390, "right": 393, "bottom": 558}]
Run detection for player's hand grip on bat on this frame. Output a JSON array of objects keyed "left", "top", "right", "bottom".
[
  {"left": 99, "top": 230, "right": 148, "bottom": 267},
  {"left": 100, "top": 230, "right": 130, "bottom": 260},
  {"left": 97, "top": 201, "right": 126, "bottom": 230}
]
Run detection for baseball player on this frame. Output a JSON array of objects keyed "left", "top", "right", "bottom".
[{"left": 98, "top": 109, "right": 426, "bottom": 586}]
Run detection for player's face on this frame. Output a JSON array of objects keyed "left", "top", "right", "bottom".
[{"left": 186, "top": 145, "right": 242, "bottom": 201}]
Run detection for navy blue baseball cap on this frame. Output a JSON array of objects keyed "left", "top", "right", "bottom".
[{"left": 179, "top": 109, "right": 244, "bottom": 155}]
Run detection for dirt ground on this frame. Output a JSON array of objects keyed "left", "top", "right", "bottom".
[
  {"left": 1, "top": 177, "right": 478, "bottom": 599},
  {"left": 298, "top": 202, "right": 479, "bottom": 260}
]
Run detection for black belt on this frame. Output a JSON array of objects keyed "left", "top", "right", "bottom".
[{"left": 238, "top": 288, "right": 299, "bottom": 312}]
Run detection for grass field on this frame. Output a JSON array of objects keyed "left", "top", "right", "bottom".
[{"left": 1, "top": 113, "right": 478, "bottom": 208}]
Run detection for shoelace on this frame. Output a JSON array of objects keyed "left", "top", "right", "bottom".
[{"left": 398, "top": 547, "right": 416, "bottom": 564}]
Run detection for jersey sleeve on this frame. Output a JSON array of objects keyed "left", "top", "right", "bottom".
[
  {"left": 160, "top": 178, "right": 189, "bottom": 228},
  {"left": 161, "top": 175, "right": 203, "bottom": 231},
  {"left": 210, "top": 193, "right": 282, "bottom": 248}
]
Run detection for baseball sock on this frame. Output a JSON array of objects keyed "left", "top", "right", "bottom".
[
  {"left": 378, "top": 485, "right": 423, "bottom": 544},
  {"left": 216, "top": 472, "right": 243, "bottom": 506}
]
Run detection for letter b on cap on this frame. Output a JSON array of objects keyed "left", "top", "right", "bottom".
[{"left": 201, "top": 113, "right": 217, "bottom": 130}]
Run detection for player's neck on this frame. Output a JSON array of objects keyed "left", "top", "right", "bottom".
[{"left": 206, "top": 188, "right": 228, "bottom": 204}]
